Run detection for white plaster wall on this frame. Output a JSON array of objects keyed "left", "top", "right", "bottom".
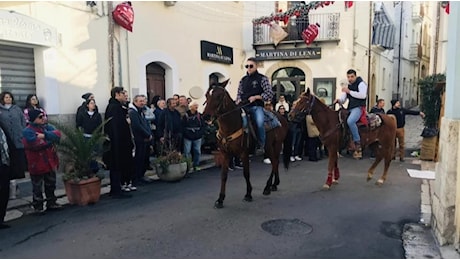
[
  {"left": 125, "top": 1, "right": 245, "bottom": 110},
  {"left": 0, "top": 1, "right": 110, "bottom": 115}
]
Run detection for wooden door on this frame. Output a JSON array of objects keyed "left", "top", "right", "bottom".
[{"left": 146, "top": 63, "right": 165, "bottom": 104}]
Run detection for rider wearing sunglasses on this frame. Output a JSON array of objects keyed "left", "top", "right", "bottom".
[{"left": 236, "top": 57, "right": 274, "bottom": 154}]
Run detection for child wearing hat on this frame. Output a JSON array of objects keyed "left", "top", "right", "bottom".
[{"left": 22, "top": 109, "right": 62, "bottom": 212}]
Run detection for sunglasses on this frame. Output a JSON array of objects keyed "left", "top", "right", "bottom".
[
  {"left": 245, "top": 64, "right": 254, "bottom": 69},
  {"left": 38, "top": 115, "right": 44, "bottom": 119}
]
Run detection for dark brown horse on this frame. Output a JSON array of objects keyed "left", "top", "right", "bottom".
[
  {"left": 202, "top": 82, "right": 291, "bottom": 208},
  {"left": 289, "top": 88, "right": 396, "bottom": 189}
]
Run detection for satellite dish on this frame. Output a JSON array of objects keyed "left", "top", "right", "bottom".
[{"left": 189, "top": 86, "right": 203, "bottom": 99}]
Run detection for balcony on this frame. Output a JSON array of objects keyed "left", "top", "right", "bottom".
[
  {"left": 253, "top": 13, "right": 340, "bottom": 46},
  {"left": 412, "top": 4, "right": 424, "bottom": 23},
  {"left": 409, "top": 43, "right": 422, "bottom": 62}
]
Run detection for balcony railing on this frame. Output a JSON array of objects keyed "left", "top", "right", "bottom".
[
  {"left": 409, "top": 43, "right": 422, "bottom": 61},
  {"left": 253, "top": 13, "right": 340, "bottom": 45},
  {"left": 411, "top": 3, "right": 424, "bottom": 23}
]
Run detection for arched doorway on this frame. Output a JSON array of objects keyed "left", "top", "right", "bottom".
[
  {"left": 146, "top": 63, "right": 165, "bottom": 104},
  {"left": 271, "top": 67, "right": 305, "bottom": 105}
]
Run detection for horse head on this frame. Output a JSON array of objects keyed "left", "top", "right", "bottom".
[
  {"left": 288, "top": 88, "right": 316, "bottom": 121},
  {"left": 202, "top": 79, "right": 234, "bottom": 119}
]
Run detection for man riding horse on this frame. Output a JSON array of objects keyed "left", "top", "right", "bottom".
[
  {"left": 334, "top": 69, "right": 368, "bottom": 159},
  {"left": 236, "top": 57, "right": 274, "bottom": 154}
]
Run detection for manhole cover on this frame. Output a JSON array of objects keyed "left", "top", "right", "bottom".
[{"left": 261, "top": 219, "right": 313, "bottom": 236}]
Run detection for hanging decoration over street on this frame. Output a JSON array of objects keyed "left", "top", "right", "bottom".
[
  {"left": 252, "top": 1, "right": 335, "bottom": 25},
  {"left": 301, "top": 23, "right": 320, "bottom": 45},
  {"left": 112, "top": 1, "right": 134, "bottom": 32},
  {"left": 269, "top": 22, "right": 289, "bottom": 46},
  {"left": 344, "top": 1, "right": 354, "bottom": 10},
  {"left": 441, "top": 1, "right": 450, "bottom": 15}
]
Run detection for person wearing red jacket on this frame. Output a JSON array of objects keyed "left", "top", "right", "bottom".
[{"left": 22, "top": 109, "right": 62, "bottom": 213}]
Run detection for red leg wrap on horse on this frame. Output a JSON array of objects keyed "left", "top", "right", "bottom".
[
  {"left": 326, "top": 172, "right": 333, "bottom": 186},
  {"left": 334, "top": 168, "right": 340, "bottom": 180}
]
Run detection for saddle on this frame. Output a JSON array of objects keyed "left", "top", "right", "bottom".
[
  {"left": 339, "top": 109, "right": 383, "bottom": 131},
  {"left": 243, "top": 108, "right": 281, "bottom": 149},
  {"left": 339, "top": 108, "right": 384, "bottom": 152}
]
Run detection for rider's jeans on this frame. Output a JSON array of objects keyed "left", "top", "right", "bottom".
[
  {"left": 248, "top": 105, "right": 265, "bottom": 147},
  {"left": 347, "top": 106, "right": 361, "bottom": 143}
]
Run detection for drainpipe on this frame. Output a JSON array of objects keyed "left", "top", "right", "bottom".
[
  {"left": 397, "top": 1, "right": 403, "bottom": 100},
  {"left": 114, "top": 35, "right": 122, "bottom": 86},
  {"left": 125, "top": 29, "right": 131, "bottom": 90},
  {"left": 367, "top": 1, "right": 372, "bottom": 108},
  {"left": 433, "top": 2, "right": 440, "bottom": 74},
  {"left": 108, "top": 1, "right": 114, "bottom": 88}
]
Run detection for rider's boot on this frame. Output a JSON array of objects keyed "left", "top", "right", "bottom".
[{"left": 353, "top": 141, "right": 362, "bottom": 159}]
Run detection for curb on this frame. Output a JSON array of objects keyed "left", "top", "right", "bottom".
[{"left": 5, "top": 156, "right": 217, "bottom": 223}]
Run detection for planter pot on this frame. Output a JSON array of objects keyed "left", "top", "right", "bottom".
[
  {"left": 64, "top": 177, "right": 101, "bottom": 206},
  {"left": 420, "top": 136, "right": 438, "bottom": 161},
  {"left": 155, "top": 162, "right": 187, "bottom": 182}
]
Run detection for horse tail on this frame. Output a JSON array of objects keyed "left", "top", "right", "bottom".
[{"left": 283, "top": 125, "right": 292, "bottom": 170}]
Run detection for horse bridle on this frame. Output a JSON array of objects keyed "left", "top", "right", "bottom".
[
  {"left": 292, "top": 94, "right": 316, "bottom": 116},
  {"left": 205, "top": 87, "right": 251, "bottom": 120}
]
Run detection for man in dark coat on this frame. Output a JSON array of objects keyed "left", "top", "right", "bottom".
[
  {"left": 128, "top": 95, "right": 152, "bottom": 185},
  {"left": 104, "top": 87, "right": 134, "bottom": 198},
  {"left": 156, "top": 98, "right": 184, "bottom": 153},
  {"left": 370, "top": 98, "right": 386, "bottom": 114},
  {"left": 387, "top": 99, "right": 425, "bottom": 162}
]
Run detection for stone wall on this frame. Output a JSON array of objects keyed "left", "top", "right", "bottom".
[{"left": 431, "top": 117, "right": 459, "bottom": 245}]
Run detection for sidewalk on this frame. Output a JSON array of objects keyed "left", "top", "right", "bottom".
[
  {"left": 402, "top": 113, "right": 460, "bottom": 259},
  {"left": 4, "top": 153, "right": 216, "bottom": 222}
]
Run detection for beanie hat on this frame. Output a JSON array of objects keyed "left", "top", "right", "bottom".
[
  {"left": 81, "top": 92, "right": 93, "bottom": 100},
  {"left": 391, "top": 99, "right": 398, "bottom": 107},
  {"left": 28, "top": 109, "right": 42, "bottom": 122}
]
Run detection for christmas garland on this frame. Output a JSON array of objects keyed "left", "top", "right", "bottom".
[{"left": 252, "top": 1, "right": 336, "bottom": 25}]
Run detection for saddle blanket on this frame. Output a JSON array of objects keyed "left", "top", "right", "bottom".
[
  {"left": 263, "top": 109, "right": 281, "bottom": 130},
  {"left": 358, "top": 113, "right": 382, "bottom": 130},
  {"left": 241, "top": 108, "right": 281, "bottom": 131}
]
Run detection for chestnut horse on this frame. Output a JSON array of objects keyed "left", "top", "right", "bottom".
[
  {"left": 202, "top": 82, "right": 291, "bottom": 208},
  {"left": 289, "top": 88, "right": 396, "bottom": 189}
]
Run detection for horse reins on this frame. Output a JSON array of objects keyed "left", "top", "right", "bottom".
[{"left": 207, "top": 88, "right": 251, "bottom": 150}]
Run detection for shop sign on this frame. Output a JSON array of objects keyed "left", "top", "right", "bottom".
[
  {"left": 0, "top": 9, "right": 58, "bottom": 47},
  {"left": 200, "top": 40, "right": 233, "bottom": 64},
  {"left": 255, "top": 48, "right": 321, "bottom": 60}
]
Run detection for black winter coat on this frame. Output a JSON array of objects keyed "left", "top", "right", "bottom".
[
  {"left": 104, "top": 98, "right": 133, "bottom": 171},
  {"left": 183, "top": 110, "right": 205, "bottom": 141}
]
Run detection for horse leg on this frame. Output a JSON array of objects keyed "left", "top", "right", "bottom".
[
  {"left": 242, "top": 153, "right": 253, "bottom": 202},
  {"left": 215, "top": 154, "right": 229, "bottom": 209},
  {"left": 332, "top": 160, "right": 340, "bottom": 185},
  {"left": 323, "top": 146, "right": 338, "bottom": 190},
  {"left": 263, "top": 171, "right": 274, "bottom": 195},
  {"left": 272, "top": 141, "right": 282, "bottom": 190},
  {"left": 376, "top": 149, "right": 393, "bottom": 186}
]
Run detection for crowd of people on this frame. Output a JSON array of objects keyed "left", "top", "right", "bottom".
[{"left": 0, "top": 60, "right": 426, "bottom": 228}]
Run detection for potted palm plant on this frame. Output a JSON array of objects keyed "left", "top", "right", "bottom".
[
  {"left": 51, "top": 120, "right": 108, "bottom": 205},
  {"left": 418, "top": 73, "right": 446, "bottom": 161}
]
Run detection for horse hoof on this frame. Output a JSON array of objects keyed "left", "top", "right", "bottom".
[
  {"left": 244, "top": 195, "right": 253, "bottom": 202},
  {"left": 214, "top": 201, "right": 224, "bottom": 209},
  {"left": 263, "top": 189, "right": 271, "bottom": 196},
  {"left": 332, "top": 180, "right": 339, "bottom": 185},
  {"left": 322, "top": 184, "right": 331, "bottom": 190},
  {"left": 271, "top": 185, "right": 278, "bottom": 191},
  {"left": 367, "top": 176, "right": 372, "bottom": 182},
  {"left": 375, "top": 179, "right": 384, "bottom": 186}
]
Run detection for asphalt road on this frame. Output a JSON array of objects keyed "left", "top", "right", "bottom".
[{"left": 0, "top": 155, "right": 421, "bottom": 258}]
